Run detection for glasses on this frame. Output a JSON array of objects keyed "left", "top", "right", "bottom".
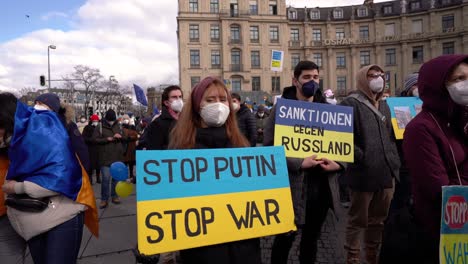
[{"left": 367, "top": 73, "right": 385, "bottom": 78}]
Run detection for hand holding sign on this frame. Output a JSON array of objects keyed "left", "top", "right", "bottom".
[
  {"left": 301, "top": 155, "right": 323, "bottom": 169},
  {"left": 319, "top": 157, "right": 341, "bottom": 172}
]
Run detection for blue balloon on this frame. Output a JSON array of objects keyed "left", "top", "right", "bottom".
[{"left": 110, "top": 162, "right": 128, "bottom": 181}]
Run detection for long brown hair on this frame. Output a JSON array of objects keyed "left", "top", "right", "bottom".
[{"left": 168, "top": 77, "right": 249, "bottom": 149}]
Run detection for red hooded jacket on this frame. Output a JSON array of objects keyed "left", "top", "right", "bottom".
[{"left": 403, "top": 55, "right": 468, "bottom": 242}]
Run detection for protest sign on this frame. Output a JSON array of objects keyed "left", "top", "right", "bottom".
[
  {"left": 273, "top": 98, "right": 354, "bottom": 162},
  {"left": 440, "top": 186, "right": 468, "bottom": 264},
  {"left": 271, "top": 50, "right": 284, "bottom": 72},
  {"left": 386, "top": 97, "right": 423, "bottom": 139},
  {"left": 136, "top": 146, "right": 296, "bottom": 255}
]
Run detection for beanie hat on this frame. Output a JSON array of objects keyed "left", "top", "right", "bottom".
[
  {"left": 257, "top": 105, "right": 265, "bottom": 112},
  {"left": 90, "top": 114, "right": 100, "bottom": 121},
  {"left": 402, "top": 73, "right": 419, "bottom": 96},
  {"left": 35, "top": 93, "right": 60, "bottom": 112},
  {"left": 104, "top": 109, "right": 117, "bottom": 121},
  {"left": 191, "top": 76, "right": 223, "bottom": 112}
]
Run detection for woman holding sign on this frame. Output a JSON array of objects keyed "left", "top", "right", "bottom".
[
  {"left": 168, "top": 77, "right": 261, "bottom": 264},
  {"left": 403, "top": 54, "right": 468, "bottom": 263}
]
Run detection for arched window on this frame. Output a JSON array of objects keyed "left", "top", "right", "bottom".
[
  {"left": 333, "top": 8, "right": 343, "bottom": 19},
  {"left": 357, "top": 6, "right": 368, "bottom": 17},
  {"left": 288, "top": 9, "right": 297, "bottom": 20},
  {"left": 310, "top": 9, "right": 320, "bottom": 20}
]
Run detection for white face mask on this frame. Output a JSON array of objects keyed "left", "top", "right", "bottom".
[
  {"left": 108, "top": 121, "right": 115, "bottom": 126},
  {"left": 123, "top": 119, "right": 129, "bottom": 124},
  {"left": 170, "top": 99, "right": 184, "bottom": 112},
  {"left": 80, "top": 118, "right": 86, "bottom": 123},
  {"left": 34, "top": 104, "right": 50, "bottom": 111},
  {"left": 200, "top": 102, "right": 230, "bottom": 127},
  {"left": 258, "top": 112, "right": 265, "bottom": 117},
  {"left": 92, "top": 122, "right": 99, "bottom": 126},
  {"left": 232, "top": 102, "right": 240, "bottom": 111},
  {"left": 447, "top": 80, "right": 468, "bottom": 106},
  {"left": 326, "top": 98, "right": 337, "bottom": 105},
  {"left": 412, "top": 88, "right": 419, "bottom": 97},
  {"left": 369, "top": 77, "right": 384, "bottom": 93}
]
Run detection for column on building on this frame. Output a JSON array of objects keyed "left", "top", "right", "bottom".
[
  {"left": 350, "top": 47, "right": 357, "bottom": 93},
  {"left": 327, "top": 47, "right": 334, "bottom": 90}
]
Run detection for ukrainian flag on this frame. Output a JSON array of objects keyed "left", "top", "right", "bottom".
[{"left": 7, "top": 102, "right": 99, "bottom": 237}]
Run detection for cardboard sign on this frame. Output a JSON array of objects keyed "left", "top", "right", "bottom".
[
  {"left": 273, "top": 98, "right": 354, "bottom": 162},
  {"left": 136, "top": 146, "right": 296, "bottom": 255},
  {"left": 440, "top": 186, "right": 468, "bottom": 264},
  {"left": 386, "top": 97, "right": 423, "bottom": 140},
  {"left": 271, "top": 50, "right": 284, "bottom": 72}
]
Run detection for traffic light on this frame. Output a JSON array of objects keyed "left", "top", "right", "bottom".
[
  {"left": 40, "top": 75, "right": 45, "bottom": 86},
  {"left": 87, "top": 107, "right": 93, "bottom": 117}
]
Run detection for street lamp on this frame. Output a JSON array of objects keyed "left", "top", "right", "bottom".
[{"left": 47, "top": 45, "right": 56, "bottom": 89}]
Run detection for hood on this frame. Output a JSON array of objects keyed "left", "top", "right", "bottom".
[
  {"left": 281, "top": 85, "right": 326, "bottom": 103},
  {"left": 58, "top": 103, "right": 75, "bottom": 124},
  {"left": 356, "top": 64, "right": 385, "bottom": 106},
  {"left": 237, "top": 104, "right": 251, "bottom": 114},
  {"left": 419, "top": 54, "right": 468, "bottom": 118}
]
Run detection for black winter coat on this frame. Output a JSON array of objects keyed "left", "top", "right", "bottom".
[
  {"left": 236, "top": 105, "right": 257, "bottom": 147},
  {"left": 91, "top": 120, "right": 125, "bottom": 167},
  {"left": 146, "top": 108, "right": 176, "bottom": 150},
  {"left": 82, "top": 124, "right": 100, "bottom": 170}
]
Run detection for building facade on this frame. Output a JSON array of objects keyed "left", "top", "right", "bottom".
[{"left": 178, "top": 0, "right": 468, "bottom": 98}]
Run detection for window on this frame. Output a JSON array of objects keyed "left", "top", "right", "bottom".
[
  {"left": 385, "top": 23, "right": 395, "bottom": 36},
  {"left": 251, "top": 51, "right": 260, "bottom": 68},
  {"left": 383, "top": 5, "right": 393, "bottom": 14},
  {"left": 291, "top": 53, "right": 300, "bottom": 69},
  {"left": 360, "top": 51, "right": 370, "bottom": 66},
  {"left": 252, "top": 77, "right": 261, "bottom": 91},
  {"left": 288, "top": 10, "right": 297, "bottom": 20},
  {"left": 410, "top": 1, "right": 421, "bottom": 10},
  {"left": 336, "top": 52, "right": 346, "bottom": 68},
  {"left": 269, "top": 1, "right": 277, "bottom": 15},
  {"left": 290, "top": 28, "right": 299, "bottom": 41},
  {"left": 189, "top": 25, "right": 199, "bottom": 42},
  {"left": 250, "top": 26, "right": 259, "bottom": 42},
  {"left": 312, "top": 29, "right": 321, "bottom": 41},
  {"left": 191, "top": 77, "right": 200, "bottom": 89},
  {"left": 230, "top": 25, "right": 241, "bottom": 42},
  {"left": 211, "top": 50, "right": 221, "bottom": 68},
  {"left": 272, "top": 76, "right": 280, "bottom": 93},
  {"left": 210, "top": 0, "right": 219, "bottom": 13},
  {"left": 310, "top": 10, "right": 320, "bottom": 20},
  {"left": 336, "top": 28, "right": 345, "bottom": 40},
  {"left": 385, "top": 48, "right": 396, "bottom": 65},
  {"left": 412, "top": 19, "right": 423, "bottom": 33},
  {"left": 210, "top": 25, "right": 220, "bottom": 41},
  {"left": 442, "top": 42, "right": 455, "bottom": 55},
  {"left": 412, "top": 46, "right": 424, "bottom": 64},
  {"left": 270, "top": 26, "right": 279, "bottom": 42},
  {"left": 357, "top": 7, "right": 368, "bottom": 17},
  {"left": 231, "top": 49, "right": 241, "bottom": 70},
  {"left": 337, "top": 76, "right": 347, "bottom": 95},
  {"left": 313, "top": 53, "right": 322, "bottom": 67},
  {"left": 189, "top": 0, "right": 198, "bottom": 12},
  {"left": 333, "top": 8, "right": 343, "bottom": 19},
  {"left": 359, "top": 26, "right": 369, "bottom": 39},
  {"left": 232, "top": 77, "right": 242, "bottom": 92},
  {"left": 230, "top": 3, "right": 238, "bottom": 17},
  {"left": 190, "top": 50, "right": 200, "bottom": 68},
  {"left": 442, "top": 15, "right": 455, "bottom": 32},
  {"left": 250, "top": 2, "right": 258, "bottom": 15}
]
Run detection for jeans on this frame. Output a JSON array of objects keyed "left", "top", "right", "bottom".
[
  {"left": 0, "top": 215, "right": 26, "bottom": 264},
  {"left": 28, "top": 212, "right": 84, "bottom": 264},
  {"left": 101, "top": 166, "right": 117, "bottom": 201}
]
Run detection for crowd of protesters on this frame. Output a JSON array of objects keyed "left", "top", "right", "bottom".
[{"left": 0, "top": 54, "right": 466, "bottom": 264}]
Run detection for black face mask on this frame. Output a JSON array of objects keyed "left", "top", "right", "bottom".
[{"left": 301, "top": 81, "right": 320, "bottom": 98}]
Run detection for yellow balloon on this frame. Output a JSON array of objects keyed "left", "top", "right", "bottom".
[{"left": 115, "top": 181, "right": 134, "bottom": 198}]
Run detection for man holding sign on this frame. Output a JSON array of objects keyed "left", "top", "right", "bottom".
[
  {"left": 264, "top": 60, "right": 345, "bottom": 264},
  {"left": 340, "top": 64, "right": 400, "bottom": 264}
]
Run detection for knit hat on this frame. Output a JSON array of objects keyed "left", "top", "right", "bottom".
[
  {"left": 90, "top": 114, "right": 100, "bottom": 121},
  {"left": 402, "top": 73, "right": 419, "bottom": 96},
  {"left": 191, "top": 76, "right": 223, "bottom": 112},
  {"left": 257, "top": 105, "right": 265, "bottom": 112},
  {"left": 104, "top": 109, "right": 116, "bottom": 121},
  {"left": 35, "top": 93, "right": 60, "bottom": 112}
]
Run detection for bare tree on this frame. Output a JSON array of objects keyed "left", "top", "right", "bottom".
[
  {"left": 72, "top": 65, "right": 104, "bottom": 110},
  {"left": 18, "top": 86, "right": 37, "bottom": 96}
]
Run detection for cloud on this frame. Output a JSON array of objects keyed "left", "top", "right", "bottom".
[
  {"left": 0, "top": 0, "right": 179, "bottom": 93},
  {"left": 41, "top": 11, "right": 69, "bottom": 21}
]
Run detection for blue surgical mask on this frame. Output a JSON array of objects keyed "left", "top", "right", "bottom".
[{"left": 301, "top": 81, "right": 320, "bottom": 98}]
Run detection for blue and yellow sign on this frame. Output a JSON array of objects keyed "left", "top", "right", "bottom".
[
  {"left": 136, "top": 146, "right": 296, "bottom": 255},
  {"left": 386, "top": 97, "right": 423, "bottom": 140},
  {"left": 273, "top": 98, "right": 354, "bottom": 162},
  {"left": 440, "top": 186, "right": 468, "bottom": 264}
]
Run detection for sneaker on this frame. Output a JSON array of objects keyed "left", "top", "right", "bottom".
[
  {"left": 111, "top": 197, "right": 121, "bottom": 204},
  {"left": 99, "top": 201, "right": 108, "bottom": 209}
]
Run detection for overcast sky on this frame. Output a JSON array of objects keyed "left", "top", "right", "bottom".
[{"left": 0, "top": 0, "right": 388, "bottom": 95}]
